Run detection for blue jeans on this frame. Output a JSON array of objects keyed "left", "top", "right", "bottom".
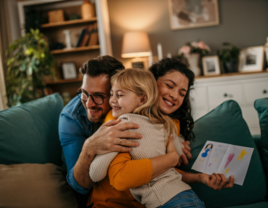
[{"left": 157, "top": 190, "right": 205, "bottom": 208}]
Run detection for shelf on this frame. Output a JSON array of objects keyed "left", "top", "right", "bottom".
[
  {"left": 195, "top": 70, "right": 268, "bottom": 79},
  {"left": 41, "top": 18, "right": 97, "bottom": 28},
  {"left": 45, "top": 78, "right": 83, "bottom": 85},
  {"left": 51, "top": 45, "right": 100, "bottom": 54}
]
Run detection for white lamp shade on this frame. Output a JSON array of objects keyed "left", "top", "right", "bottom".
[{"left": 121, "top": 32, "right": 151, "bottom": 58}]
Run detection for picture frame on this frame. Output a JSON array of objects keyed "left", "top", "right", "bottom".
[
  {"left": 202, "top": 56, "right": 221, "bottom": 76},
  {"left": 168, "top": 0, "right": 220, "bottom": 30},
  {"left": 61, "top": 62, "right": 77, "bottom": 79},
  {"left": 238, "top": 46, "right": 264, "bottom": 73}
]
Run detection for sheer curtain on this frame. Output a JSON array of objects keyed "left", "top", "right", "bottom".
[{"left": 0, "top": 0, "right": 11, "bottom": 110}]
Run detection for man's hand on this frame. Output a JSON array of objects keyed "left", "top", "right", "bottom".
[
  {"left": 83, "top": 118, "right": 142, "bottom": 156},
  {"left": 73, "top": 118, "right": 142, "bottom": 189},
  {"left": 177, "top": 141, "right": 192, "bottom": 166},
  {"left": 200, "top": 173, "right": 234, "bottom": 190}
]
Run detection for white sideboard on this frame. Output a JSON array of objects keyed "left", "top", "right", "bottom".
[{"left": 191, "top": 72, "right": 268, "bottom": 135}]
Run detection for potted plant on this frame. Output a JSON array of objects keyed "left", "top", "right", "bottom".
[
  {"left": 178, "top": 41, "right": 211, "bottom": 76},
  {"left": 5, "top": 29, "right": 56, "bottom": 107},
  {"left": 217, "top": 42, "right": 240, "bottom": 73}
]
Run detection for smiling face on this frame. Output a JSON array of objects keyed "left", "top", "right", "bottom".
[
  {"left": 109, "top": 83, "right": 144, "bottom": 118},
  {"left": 157, "top": 70, "right": 189, "bottom": 115},
  {"left": 81, "top": 74, "right": 111, "bottom": 123}
]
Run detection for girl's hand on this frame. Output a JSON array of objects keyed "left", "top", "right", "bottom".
[
  {"left": 199, "top": 173, "right": 234, "bottom": 190},
  {"left": 166, "top": 134, "right": 180, "bottom": 166}
]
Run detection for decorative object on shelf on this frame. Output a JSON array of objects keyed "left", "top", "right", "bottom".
[
  {"left": 121, "top": 32, "right": 151, "bottom": 69},
  {"left": 5, "top": 29, "right": 56, "bottom": 107},
  {"left": 186, "top": 53, "right": 201, "bottom": 76},
  {"left": 48, "top": 9, "right": 64, "bottom": 23},
  {"left": 238, "top": 46, "right": 264, "bottom": 73},
  {"left": 61, "top": 62, "right": 77, "bottom": 79},
  {"left": 264, "top": 37, "right": 268, "bottom": 70},
  {"left": 217, "top": 42, "right": 240, "bottom": 73},
  {"left": 202, "top": 56, "right": 221, "bottom": 76},
  {"left": 49, "top": 42, "right": 65, "bottom": 51},
  {"left": 157, "top": 43, "right": 163, "bottom": 60},
  {"left": 63, "top": 30, "right": 72, "bottom": 49},
  {"left": 81, "top": 0, "right": 95, "bottom": 20},
  {"left": 178, "top": 41, "right": 210, "bottom": 76},
  {"left": 68, "top": 14, "right": 81, "bottom": 21},
  {"left": 167, "top": 0, "right": 219, "bottom": 30}
]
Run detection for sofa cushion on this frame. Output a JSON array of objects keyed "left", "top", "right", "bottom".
[
  {"left": 180, "top": 100, "right": 267, "bottom": 208},
  {"left": 0, "top": 93, "right": 63, "bottom": 165},
  {"left": 0, "top": 163, "right": 78, "bottom": 208},
  {"left": 254, "top": 98, "right": 268, "bottom": 181}
]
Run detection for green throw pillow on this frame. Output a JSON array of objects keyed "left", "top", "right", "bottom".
[
  {"left": 0, "top": 93, "right": 64, "bottom": 165},
  {"left": 181, "top": 100, "right": 267, "bottom": 208},
  {"left": 254, "top": 98, "right": 268, "bottom": 182}
]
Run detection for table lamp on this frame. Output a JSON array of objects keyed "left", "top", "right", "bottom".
[{"left": 121, "top": 32, "right": 151, "bottom": 68}]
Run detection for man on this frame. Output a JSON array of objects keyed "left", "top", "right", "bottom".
[{"left": 58, "top": 56, "right": 192, "bottom": 207}]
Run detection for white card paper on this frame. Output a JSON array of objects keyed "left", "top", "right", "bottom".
[{"left": 192, "top": 141, "right": 254, "bottom": 186}]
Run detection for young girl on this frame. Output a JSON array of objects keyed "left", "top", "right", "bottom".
[{"left": 89, "top": 68, "right": 204, "bottom": 208}]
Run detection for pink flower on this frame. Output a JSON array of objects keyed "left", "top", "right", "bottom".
[
  {"left": 198, "top": 41, "right": 211, "bottom": 52},
  {"left": 198, "top": 41, "right": 207, "bottom": 49},
  {"left": 179, "top": 45, "right": 191, "bottom": 55}
]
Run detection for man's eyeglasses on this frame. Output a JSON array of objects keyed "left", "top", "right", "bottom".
[{"left": 76, "top": 89, "right": 109, "bottom": 105}]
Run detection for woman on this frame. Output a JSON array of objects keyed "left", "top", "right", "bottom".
[{"left": 87, "top": 58, "right": 234, "bottom": 208}]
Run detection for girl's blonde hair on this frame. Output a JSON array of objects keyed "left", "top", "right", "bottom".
[{"left": 111, "top": 68, "right": 177, "bottom": 139}]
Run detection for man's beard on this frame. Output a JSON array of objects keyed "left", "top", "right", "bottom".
[{"left": 87, "top": 107, "right": 104, "bottom": 123}]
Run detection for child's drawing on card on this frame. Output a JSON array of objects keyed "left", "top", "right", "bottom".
[
  {"left": 200, "top": 143, "right": 213, "bottom": 162},
  {"left": 204, "top": 142, "right": 229, "bottom": 175},
  {"left": 195, "top": 142, "right": 254, "bottom": 186}
]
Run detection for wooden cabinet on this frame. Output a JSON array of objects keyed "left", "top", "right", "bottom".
[
  {"left": 17, "top": 0, "right": 112, "bottom": 100},
  {"left": 191, "top": 72, "right": 268, "bottom": 135}
]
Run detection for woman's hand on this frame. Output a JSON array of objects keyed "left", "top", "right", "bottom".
[
  {"left": 166, "top": 135, "right": 180, "bottom": 166},
  {"left": 199, "top": 173, "right": 234, "bottom": 190},
  {"left": 179, "top": 141, "right": 192, "bottom": 166}
]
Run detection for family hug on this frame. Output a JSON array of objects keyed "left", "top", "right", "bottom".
[{"left": 59, "top": 56, "right": 234, "bottom": 208}]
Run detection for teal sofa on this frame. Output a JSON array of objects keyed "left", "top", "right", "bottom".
[{"left": 0, "top": 93, "right": 267, "bottom": 208}]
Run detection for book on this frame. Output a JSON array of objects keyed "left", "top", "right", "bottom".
[
  {"left": 79, "top": 25, "right": 92, "bottom": 47},
  {"left": 192, "top": 140, "right": 254, "bottom": 185},
  {"left": 88, "top": 22, "right": 99, "bottom": 46},
  {"left": 76, "top": 28, "right": 86, "bottom": 47}
]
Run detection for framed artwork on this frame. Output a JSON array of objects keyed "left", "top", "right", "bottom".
[
  {"left": 168, "top": 0, "right": 220, "bottom": 30},
  {"left": 238, "top": 46, "right": 264, "bottom": 73},
  {"left": 202, "top": 56, "right": 221, "bottom": 76},
  {"left": 61, "top": 62, "right": 77, "bottom": 79}
]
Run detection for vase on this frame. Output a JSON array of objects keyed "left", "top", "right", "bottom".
[
  {"left": 223, "top": 61, "right": 238, "bottom": 73},
  {"left": 186, "top": 53, "right": 201, "bottom": 76},
  {"left": 81, "top": 0, "right": 95, "bottom": 20}
]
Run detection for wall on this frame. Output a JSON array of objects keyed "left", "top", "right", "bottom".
[
  {"left": 107, "top": 0, "right": 268, "bottom": 67},
  {"left": 8, "top": 0, "right": 21, "bottom": 42}
]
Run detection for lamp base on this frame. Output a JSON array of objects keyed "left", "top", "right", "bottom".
[{"left": 132, "top": 61, "right": 144, "bottom": 69}]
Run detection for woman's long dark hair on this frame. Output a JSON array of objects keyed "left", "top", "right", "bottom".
[{"left": 149, "top": 57, "right": 195, "bottom": 141}]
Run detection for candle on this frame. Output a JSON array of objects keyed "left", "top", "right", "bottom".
[
  {"left": 148, "top": 51, "right": 153, "bottom": 67},
  {"left": 157, "top": 43, "right": 163, "bottom": 60}
]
